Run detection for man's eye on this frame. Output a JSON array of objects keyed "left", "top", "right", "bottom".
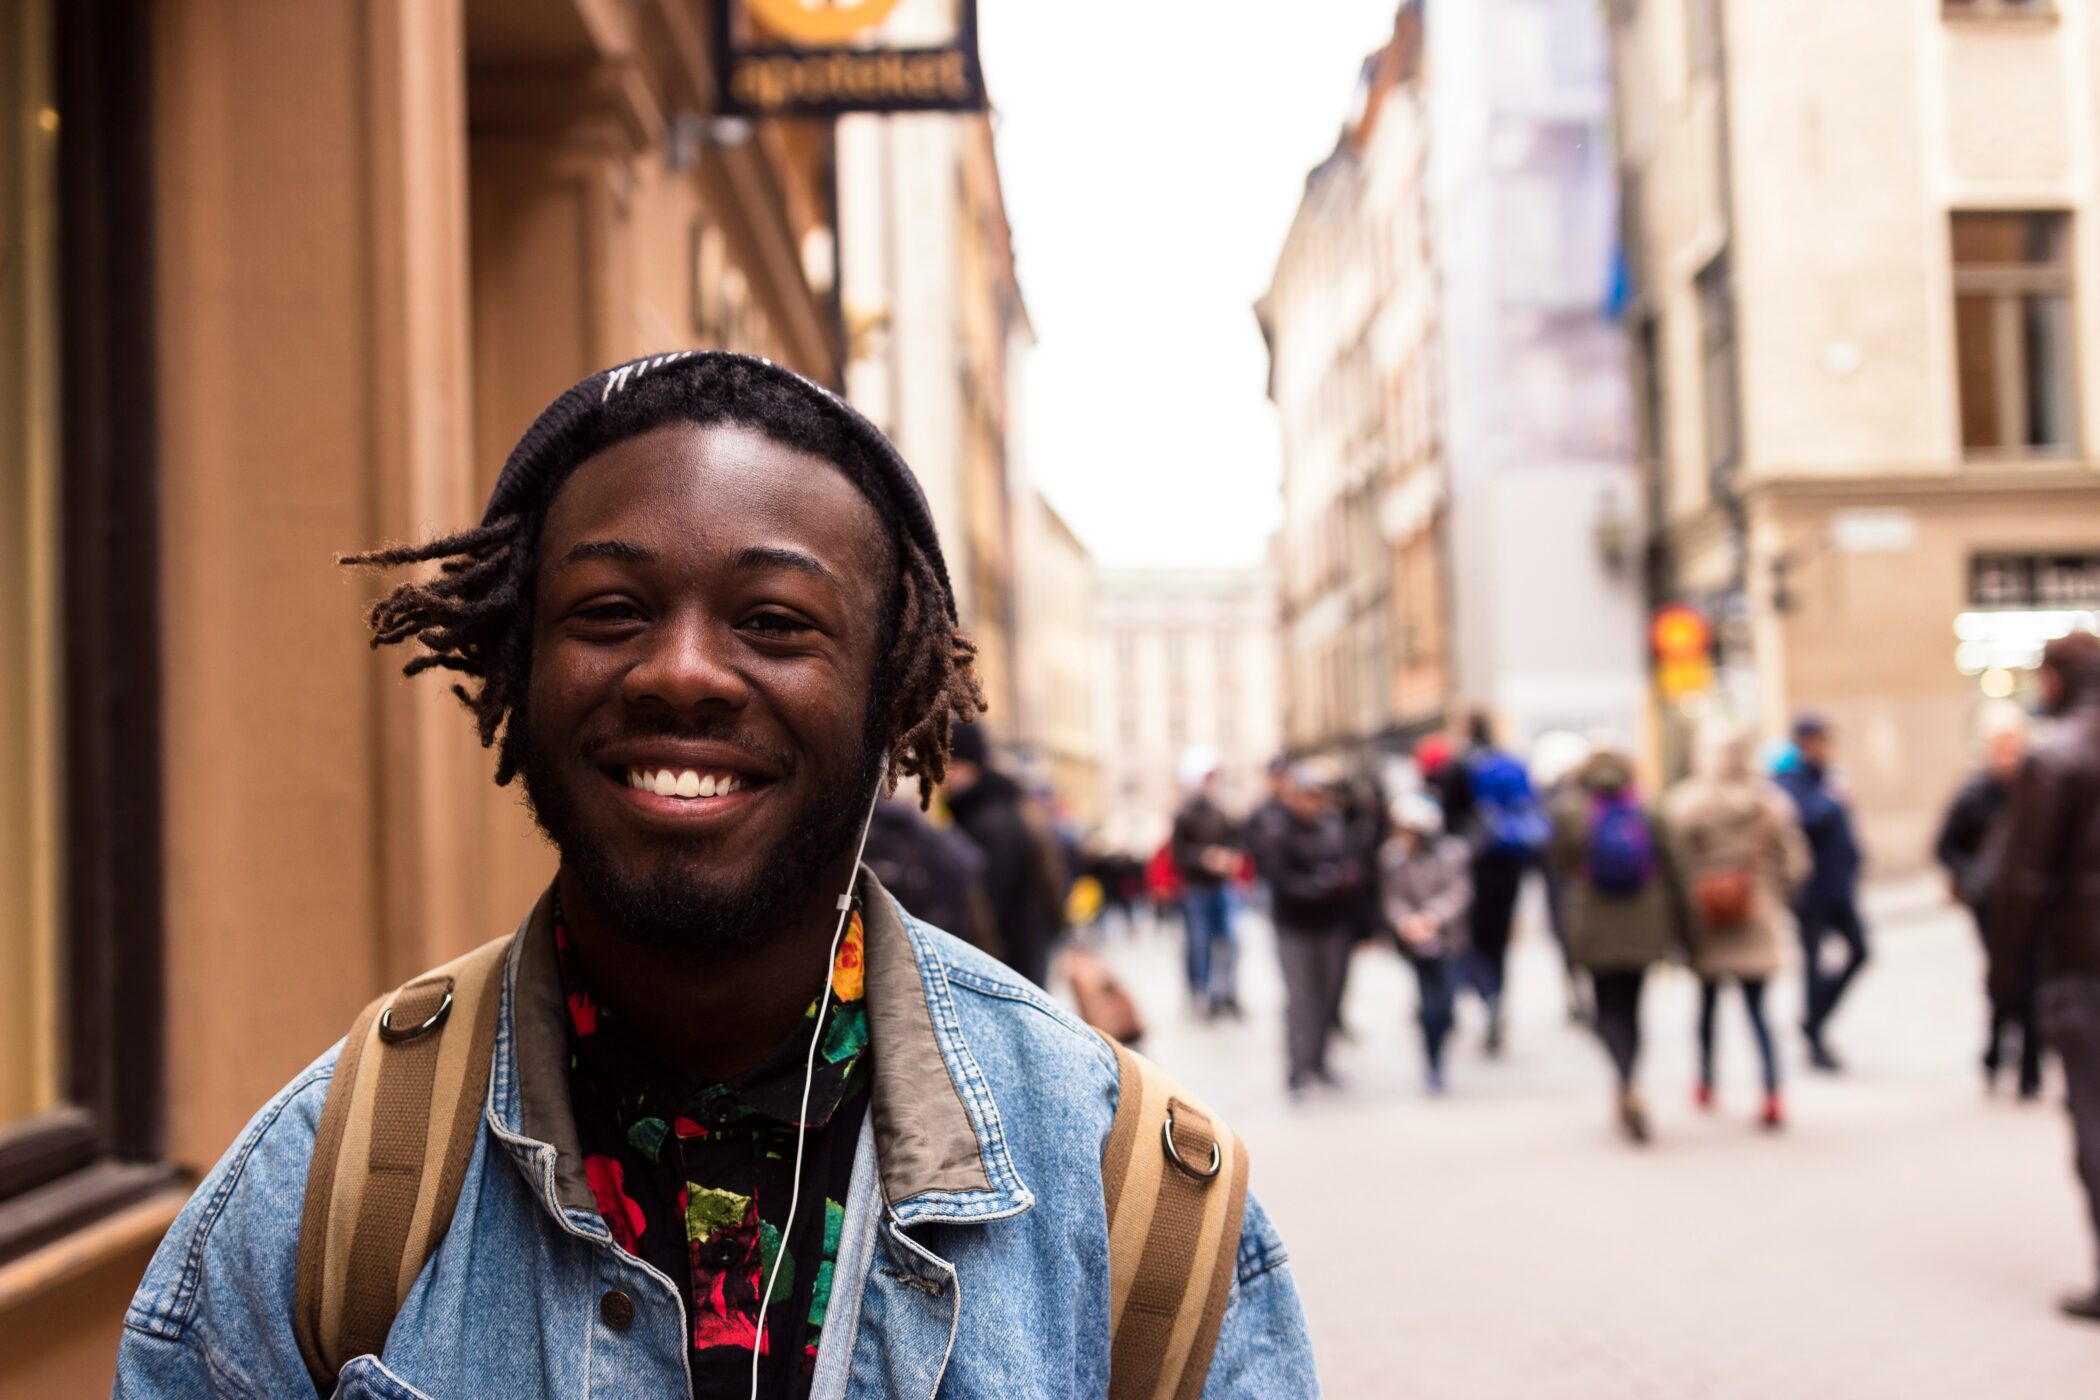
[
  {"left": 744, "top": 612, "right": 813, "bottom": 636},
  {"left": 576, "top": 601, "right": 643, "bottom": 623}
]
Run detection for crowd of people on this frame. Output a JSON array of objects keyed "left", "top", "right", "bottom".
[{"left": 866, "top": 635, "right": 2100, "bottom": 1327}]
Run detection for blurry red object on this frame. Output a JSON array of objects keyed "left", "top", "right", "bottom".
[
  {"left": 1145, "top": 843, "right": 1183, "bottom": 902},
  {"left": 1415, "top": 732, "right": 1454, "bottom": 779}
]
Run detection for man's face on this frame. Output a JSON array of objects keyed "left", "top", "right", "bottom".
[
  {"left": 1283, "top": 782, "right": 1326, "bottom": 821},
  {"left": 519, "top": 420, "right": 891, "bottom": 951},
  {"left": 1798, "top": 730, "right": 1833, "bottom": 768},
  {"left": 2039, "top": 665, "right": 2066, "bottom": 715},
  {"left": 1985, "top": 726, "right": 2025, "bottom": 779}
]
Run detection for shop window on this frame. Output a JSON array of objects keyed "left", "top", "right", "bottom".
[
  {"left": 1, "top": 0, "right": 62, "bottom": 1142},
  {"left": 1952, "top": 212, "right": 2077, "bottom": 455},
  {"left": 0, "top": 0, "right": 171, "bottom": 1264}
]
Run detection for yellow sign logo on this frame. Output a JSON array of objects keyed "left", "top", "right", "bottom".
[{"left": 745, "top": 0, "right": 908, "bottom": 45}]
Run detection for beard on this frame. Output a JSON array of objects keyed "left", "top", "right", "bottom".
[{"left": 517, "top": 709, "right": 883, "bottom": 955}]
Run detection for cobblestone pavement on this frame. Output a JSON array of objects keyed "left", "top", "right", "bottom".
[{"left": 1081, "top": 879, "right": 2100, "bottom": 1399}]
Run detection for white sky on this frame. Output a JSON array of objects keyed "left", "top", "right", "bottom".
[{"left": 977, "top": 2, "right": 1402, "bottom": 569}]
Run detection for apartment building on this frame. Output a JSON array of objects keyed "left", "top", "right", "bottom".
[{"left": 1610, "top": 0, "right": 2100, "bottom": 861}]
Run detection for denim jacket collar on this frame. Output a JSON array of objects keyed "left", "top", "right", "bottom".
[{"left": 485, "top": 870, "right": 1036, "bottom": 1232}]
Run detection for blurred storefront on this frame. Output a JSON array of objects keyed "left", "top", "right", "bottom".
[
  {"left": 0, "top": 0, "right": 849, "bottom": 1388},
  {"left": 1610, "top": 0, "right": 2100, "bottom": 865}
]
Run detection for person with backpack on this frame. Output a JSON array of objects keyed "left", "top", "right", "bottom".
[
  {"left": 1664, "top": 720, "right": 1809, "bottom": 1129},
  {"left": 1456, "top": 711, "right": 1549, "bottom": 1055},
  {"left": 1380, "top": 792, "right": 1472, "bottom": 1095},
  {"left": 1551, "top": 742, "right": 1688, "bottom": 1144},
  {"left": 113, "top": 354, "right": 1315, "bottom": 1397}
]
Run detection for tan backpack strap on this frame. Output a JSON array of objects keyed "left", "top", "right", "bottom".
[
  {"left": 294, "top": 934, "right": 511, "bottom": 1391},
  {"left": 1101, "top": 1035, "right": 1251, "bottom": 1400}
]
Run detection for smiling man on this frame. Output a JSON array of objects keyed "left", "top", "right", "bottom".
[{"left": 113, "top": 353, "right": 1316, "bottom": 1399}]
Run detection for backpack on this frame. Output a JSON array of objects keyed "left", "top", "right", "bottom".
[
  {"left": 1467, "top": 751, "right": 1549, "bottom": 857},
  {"left": 295, "top": 934, "right": 1246, "bottom": 1400},
  {"left": 1586, "top": 792, "right": 1656, "bottom": 896}
]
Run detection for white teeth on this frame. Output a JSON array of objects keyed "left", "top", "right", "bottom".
[{"left": 625, "top": 766, "right": 745, "bottom": 799}]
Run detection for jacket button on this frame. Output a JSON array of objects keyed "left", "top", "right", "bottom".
[
  {"left": 600, "top": 1290, "right": 635, "bottom": 1331},
  {"left": 709, "top": 1241, "right": 740, "bottom": 1269}
]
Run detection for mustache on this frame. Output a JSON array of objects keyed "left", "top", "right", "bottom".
[{"left": 581, "top": 717, "right": 796, "bottom": 777}]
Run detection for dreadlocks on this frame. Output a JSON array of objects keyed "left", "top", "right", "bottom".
[{"left": 340, "top": 358, "right": 983, "bottom": 802}]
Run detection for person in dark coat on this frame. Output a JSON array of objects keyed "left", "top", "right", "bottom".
[
  {"left": 943, "top": 722, "right": 1066, "bottom": 989},
  {"left": 1248, "top": 760, "right": 1363, "bottom": 1096},
  {"left": 1936, "top": 714, "right": 2037, "bottom": 1097},
  {"left": 1989, "top": 631, "right": 2100, "bottom": 1323},
  {"left": 861, "top": 792, "right": 1001, "bottom": 960},
  {"left": 1774, "top": 713, "right": 1867, "bottom": 1072}
]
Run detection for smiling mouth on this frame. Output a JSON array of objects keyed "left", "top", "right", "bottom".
[{"left": 619, "top": 766, "right": 753, "bottom": 800}]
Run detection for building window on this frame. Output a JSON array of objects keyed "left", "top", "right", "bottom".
[
  {"left": 1696, "top": 252, "right": 1741, "bottom": 480},
  {"left": 1, "top": 0, "right": 172, "bottom": 1264},
  {"left": 1953, "top": 212, "right": 2076, "bottom": 456}
]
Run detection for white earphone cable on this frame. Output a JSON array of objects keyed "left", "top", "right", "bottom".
[{"left": 750, "top": 755, "right": 887, "bottom": 1400}]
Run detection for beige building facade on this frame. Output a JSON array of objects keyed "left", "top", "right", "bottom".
[
  {"left": 1262, "top": 9, "right": 1452, "bottom": 764},
  {"left": 1, "top": 0, "right": 848, "bottom": 1389},
  {"left": 1017, "top": 493, "right": 1101, "bottom": 823},
  {"left": 1610, "top": 0, "right": 2100, "bottom": 865},
  {"left": 838, "top": 98, "right": 1031, "bottom": 742},
  {"left": 1094, "top": 569, "right": 1283, "bottom": 856}
]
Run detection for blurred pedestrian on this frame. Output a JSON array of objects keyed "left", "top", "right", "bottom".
[
  {"left": 1551, "top": 742, "right": 1686, "bottom": 1144},
  {"left": 1456, "top": 711, "right": 1549, "bottom": 1055},
  {"left": 1937, "top": 707, "right": 2039, "bottom": 1097},
  {"left": 1665, "top": 720, "right": 1809, "bottom": 1129},
  {"left": 862, "top": 791, "right": 1003, "bottom": 960},
  {"left": 1170, "top": 748, "right": 1244, "bottom": 1018},
  {"left": 1533, "top": 729, "right": 1594, "bottom": 1023},
  {"left": 944, "top": 722, "right": 1067, "bottom": 989},
  {"left": 1381, "top": 793, "right": 1471, "bottom": 1095},
  {"left": 1774, "top": 713, "right": 1868, "bottom": 1071},
  {"left": 1988, "top": 631, "right": 2100, "bottom": 1324},
  {"left": 1249, "top": 759, "right": 1363, "bottom": 1097}
]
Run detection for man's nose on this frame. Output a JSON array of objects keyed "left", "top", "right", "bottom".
[{"left": 620, "top": 615, "right": 749, "bottom": 712}]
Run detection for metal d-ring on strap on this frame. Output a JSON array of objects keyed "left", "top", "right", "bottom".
[
  {"left": 1160, "top": 1105, "right": 1222, "bottom": 1181},
  {"left": 377, "top": 986, "right": 454, "bottom": 1043}
]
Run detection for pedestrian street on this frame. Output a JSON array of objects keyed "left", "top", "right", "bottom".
[{"left": 1081, "top": 880, "right": 2100, "bottom": 1399}]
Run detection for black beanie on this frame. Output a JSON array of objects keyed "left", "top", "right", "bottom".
[{"left": 480, "top": 350, "right": 958, "bottom": 622}]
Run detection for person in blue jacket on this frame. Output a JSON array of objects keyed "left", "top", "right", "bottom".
[{"left": 1773, "top": 713, "right": 1867, "bottom": 1071}]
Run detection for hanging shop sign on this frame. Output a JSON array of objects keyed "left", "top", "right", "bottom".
[
  {"left": 1651, "top": 603, "right": 1714, "bottom": 701},
  {"left": 1970, "top": 552, "right": 2100, "bottom": 610},
  {"left": 716, "top": 0, "right": 987, "bottom": 117}
]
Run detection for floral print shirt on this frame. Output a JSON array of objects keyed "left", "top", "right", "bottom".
[{"left": 556, "top": 900, "right": 872, "bottom": 1400}]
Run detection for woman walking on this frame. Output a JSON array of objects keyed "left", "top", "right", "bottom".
[
  {"left": 1380, "top": 794, "right": 1472, "bottom": 1095},
  {"left": 1552, "top": 743, "right": 1687, "bottom": 1144},
  {"left": 1665, "top": 721, "right": 1810, "bottom": 1128}
]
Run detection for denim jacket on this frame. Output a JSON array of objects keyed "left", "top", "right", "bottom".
[{"left": 114, "top": 874, "right": 1319, "bottom": 1398}]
